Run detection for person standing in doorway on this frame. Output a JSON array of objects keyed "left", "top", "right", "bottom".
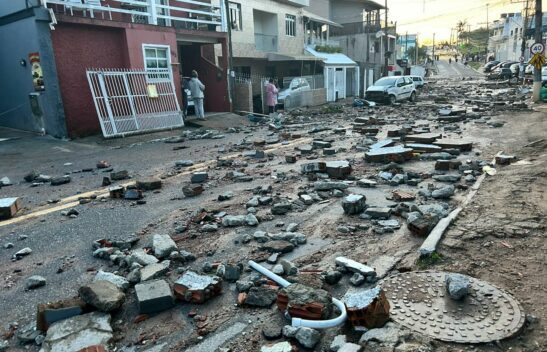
[
  {"left": 188, "top": 70, "right": 205, "bottom": 120},
  {"left": 181, "top": 76, "right": 190, "bottom": 118},
  {"left": 265, "top": 78, "right": 278, "bottom": 114}
]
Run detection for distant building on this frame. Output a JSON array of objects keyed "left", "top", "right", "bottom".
[{"left": 488, "top": 12, "right": 547, "bottom": 62}]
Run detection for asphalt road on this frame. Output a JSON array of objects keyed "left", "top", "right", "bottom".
[{"left": 435, "top": 59, "right": 484, "bottom": 79}]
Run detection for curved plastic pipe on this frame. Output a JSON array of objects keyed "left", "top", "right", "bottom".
[{"left": 247, "top": 260, "right": 347, "bottom": 329}]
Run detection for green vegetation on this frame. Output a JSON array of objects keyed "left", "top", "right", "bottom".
[
  {"left": 416, "top": 252, "right": 443, "bottom": 269},
  {"left": 407, "top": 45, "right": 428, "bottom": 63},
  {"left": 458, "top": 27, "right": 490, "bottom": 56},
  {"left": 315, "top": 45, "right": 343, "bottom": 54}
]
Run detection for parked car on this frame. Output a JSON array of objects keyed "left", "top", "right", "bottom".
[
  {"left": 407, "top": 75, "right": 427, "bottom": 89},
  {"left": 365, "top": 76, "right": 416, "bottom": 104},
  {"left": 525, "top": 64, "right": 535, "bottom": 75},
  {"left": 277, "top": 77, "right": 311, "bottom": 107},
  {"left": 487, "top": 67, "right": 513, "bottom": 80},
  {"left": 484, "top": 60, "right": 500, "bottom": 72},
  {"left": 542, "top": 64, "right": 547, "bottom": 82},
  {"left": 509, "top": 63, "right": 520, "bottom": 76}
]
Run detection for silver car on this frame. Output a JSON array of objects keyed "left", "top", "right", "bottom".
[{"left": 365, "top": 76, "right": 417, "bottom": 104}]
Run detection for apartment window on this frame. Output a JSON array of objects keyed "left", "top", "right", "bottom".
[
  {"left": 285, "top": 14, "right": 296, "bottom": 37},
  {"left": 229, "top": 2, "right": 242, "bottom": 31},
  {"left": 143, "top": 45, "right": 171, "bottom": 82}
]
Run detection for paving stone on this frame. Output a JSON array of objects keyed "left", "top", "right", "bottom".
[
  {"left": 175, "top": 160, "right": 194, "bottom": 167},
  {"left": 51, "top": 176, "right": 71, "bottom": 186},
  {"left": 324, "top": 148, "right": 337, "bottom": 155},
  {"left": 301, "top": 162, "right": 327, "bottom": 174},
  {"left": 243, "top": 150, "right": 266, "bottom": 158},
  {"left": 110, "top": 170, "right": 128, "bottom": 181},
  {"left": 364, "top": 207, "right": 392, "bottom": 219},
  {"left": 314, "top": 181, "right": 348, "bottom": 191},
  {"left": 152, "top": 234, "right": 177, "bottom": 259},
  {"left": 79, "top": 281, "right": 125, "bottom": 312},
  {"left": 124, "top": 189, "right": 143, "bottom": 200},
  {"left": 191, "top": 172, "right": 209, "bottom": 184},
  {"left": 433, "top": 139, "right": 473, "bottom": 152},
  {"left": 357, "top": 179, "right": 377, "bottom": 188},
  {"left": 40, "top": 312, "right": 112, "bottom": 352},
  {"left": 405, "top": 133, "right": 442, "bottom": 144},
  {"left": 326, "top": 160, "right": 352, "bottom": 179},
  {"left": 365, "top": 147, "right": 413, "bottom": 163},
  {"left": 0, "top": 197, "right": 22, "bottom": 220},
  {"left": 342, "top": 194, "right": 367, "bottom": 215},
  {"left": 93, "top": 271, "right": 129, "bottom": 291},
  {"left": 432, "top": 174, "right": 461, "bottom": 183},
  {"left": 135, "top": 279, "right": 174, "bottom": 314},
  {"left": 140, "top": 260, "right": 170, "bottom": 281},
  {"left": 335, "top": 257, "right": 376, "bottom": 278},
  {"left": 285, "top": 155, "right": 297, "bottom": 163},
  {"left": 136, "top": 178, "right": 162, "bottom": 191}
]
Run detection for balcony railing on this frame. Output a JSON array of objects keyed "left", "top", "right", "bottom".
[
  {"left": 275, "top": 0, "right": 309, "bottom": 6},
  {"left": 255, "top": 33, "right": 278, "bottom": 52},
  {"left": 331, "top": 21, "right": 382, "bottom": 36},
  {"left": 42, "top": 0, "right": 227, "bottom": 32}
]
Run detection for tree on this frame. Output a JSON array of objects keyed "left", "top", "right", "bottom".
[
  {"left": 407, "top": 45, "right": 428, "bottom": 64},
  {"left": 456, "top": 20, "right": 468, "bottom": 46}
]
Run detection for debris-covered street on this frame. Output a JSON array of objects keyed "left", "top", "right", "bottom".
[{"left": 1, "top": 73, "right": 545, "bottom": 351}]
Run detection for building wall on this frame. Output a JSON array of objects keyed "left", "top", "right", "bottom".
[
  {"left": 229, "top": 0, "right": 306, "bottom": 58},
  {"left": 0, "top": 7, "right": 68, "bottom": 137},
  {"left": 307, "top": 0, "right": 330, "bottom": 19},
  {"left": 330, "top": 1, "right": 365, "bottom": 25},
  {"left": 51, "top": 23, "right": 128, "bottom": 137}
]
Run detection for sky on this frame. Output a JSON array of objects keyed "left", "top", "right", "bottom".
[{"left": 386, "top": 0, "right": 547, "bottom": 43}]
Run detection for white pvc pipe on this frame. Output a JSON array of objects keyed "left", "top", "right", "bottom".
[{"left": 247, "top": 260, "right": 347, "bottom": 329}]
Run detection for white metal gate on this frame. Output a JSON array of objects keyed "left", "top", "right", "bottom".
[{"left": 86, "top": 68, "right": 183, "bottom": 138}]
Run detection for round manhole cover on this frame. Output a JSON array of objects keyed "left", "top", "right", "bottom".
[{"left": 381, "top": 271, "right": 526, "bottom": 344}]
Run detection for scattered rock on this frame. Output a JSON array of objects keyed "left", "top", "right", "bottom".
[
  {"left": 245, "top": 286, "right": 277, "bottom": 307},
  {"left": 445, "top": 273, "right": 469, "bottom": 300},
  {"left": 135, "top": 279, "right": 174, "bottom": 314},
  {"left": 342, "top": 194, "right": 367, "bottom": 215},
  {"left": 79, "top": 281, "right": 125, "bottom": 312},
  {"left": 140, "top": 260, "right": 170, "bottom": 281},
  {"left": 295, "top": 327, "right": 321, "bottom": 349},
  {"left": 261, "top": 240, "right": 294, "bottom": 253},
  {"left": 330, "top": 335, "right": 347, "bottom": 351},
  {"left": 152, "top": 234, "right": 177, "bottom": 259},
  {"left": 262, "top": 326, "right": 283, "bottom": 340},
  {"left": 25, "top": 275, "right": 46, "bottom": 290},
  {"left": 349, "top": 273, "right": 365, "bottom": 286}
]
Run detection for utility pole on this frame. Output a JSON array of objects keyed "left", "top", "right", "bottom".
[
  {"left": 384, "top": 0, "right": 389, "bottom": 76},
  {"left": 532, "top": 0, "right": 543, "bottom": 102},
  {"left": 486, "top": 3, "right": 490, "bottom": 62},
  {"left": 520, "top": 0, "right": 530, "bottom": 59},
  {"left": 405, "top": 31, "right": 409, "bottom": 60},
  {"left": 224, "top": 0, "right": 235, "bottom": 107},
  {"left": 432, "top": 32, "right": 436, "bottom": 61}
]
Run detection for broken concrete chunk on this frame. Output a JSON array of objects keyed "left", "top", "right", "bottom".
[
  {"left": 37, "top": 298, "right": 87, "bottom": 332},
  {"left": 349, "top": 273, "right": 365, "bottom": 286},
  {"left": 344, "top": 287, "right": 390, "bottom": 329},
  {"left": 13, "top": 247, "right": 32, "bottom": 260},
  {"left": 191, "top": 172, "right": 209, "bottom": 184},
  {"left": 432, "top": 174, "right": 461, "bottom": 183},
  {"left": 433, "top": 139, "right": 473, "bottom": 152},
  {"left": 173, "top": 271, "right": 222, "bottom": 303},
  {"left": 79, "top": 281, "right": 125, "bottom": 312},
  {"left": 338, "top": 343, "right": 362, "bottom": 352},
  {"left": 432, "top": 185, "right": 455, "bottom": 199},
  {"left": 136, "top": 178, "right": 162, "bottom": 191},
  {"left": 93, "top": 271, "right": 129, "bottom": 291},
  {"left": 445, "top": 273, "right": 470, "bottom": 300},
  {"left": 50, "top": 175, "right": 71, "bottom": 186},
  {"left": 0, "top": 197, "right": 21, "bottom": 220},
  {"left": 39, "top": 312, "right": 112, "bottom": 352},
  {"left": 342, "top": 194, "right": 366, "bottom": 215},
  {"left": 261, "top": 240, "right": 294, "bottom": 254},
  {"left": 364, "top": 207, "right": 392, "bottom": 220},
  {"left": 110, "top": 170, "right": 129, "bottom": 181},
  {"left": 335, "top": 257, "right": 376, "bottom": 278},
  {"left": 365, "top": 147, "right": 413, "bottom": 163},
  {"left": 128, "top": 249, "right": 159, "bottom": 266},
  {"left": 152, "top": 234, "right": 177, "bottom": 259},
  {"left": 359, "top": 322, "right": 403, "bottom": 345},
  {"left": 135, "top": 279, "right": 174, "bottom": 314},
  {"left": 357, "top": 179, "right": 377, "bottom": 188},
  {"left": 279, "top": 259, "right": 298, "bottom": 276},
  {"left": 183, "top": 184, "right": 203, "bottom": 197},
  {"left": 25, "top": 275, "right": 46, "bottom": 290},
  {"left": 271, "top": 201, "right": 292, "bottom": 215},
  {"left": 294, "top": 327, "right": 321, "bottom": 349},
  {"left": 301, "top": 162, "right": 326, "bottom": 174},
  {"left": 140, "top": 260, "right": 170, "bottom": 281},
  {"left": 124, "top": 189, "right": 143, "bottom": 200},
  {"left": 326, "top": 160, "right": 352, "bottom": 179},
  {"left": 314, "top": 181, "right": 348, "bottom": 191},
  {"left": 260, "top": 341, "right": 293, "bottom": 352},
  {"left": 175, "top": 160, "right": 194, "bottom": 167},
  {"left": 330, "top": 335, "right": 347, "bottom": 351},
  {"left": 245, "top": 286, "right": 277, "bottom": 307}
]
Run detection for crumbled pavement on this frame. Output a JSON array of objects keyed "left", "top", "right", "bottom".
[{"left": 0, "top": 78, "right": 545, "bottom": 352}]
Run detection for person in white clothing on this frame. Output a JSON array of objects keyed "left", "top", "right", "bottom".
[{"left": 188, "top": 70, "right": 205, "bottom": 120}]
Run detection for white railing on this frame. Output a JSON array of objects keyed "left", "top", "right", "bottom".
[
  {"left": 42, "top": 0, "right": 227, "bottom": 32},
  {"left": 255, "top": 33, "right": 278, "bottom": 52}
]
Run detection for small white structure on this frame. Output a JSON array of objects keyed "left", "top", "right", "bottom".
[{"left": 306, "top": 46, "right": 360, "bottom": 102}]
